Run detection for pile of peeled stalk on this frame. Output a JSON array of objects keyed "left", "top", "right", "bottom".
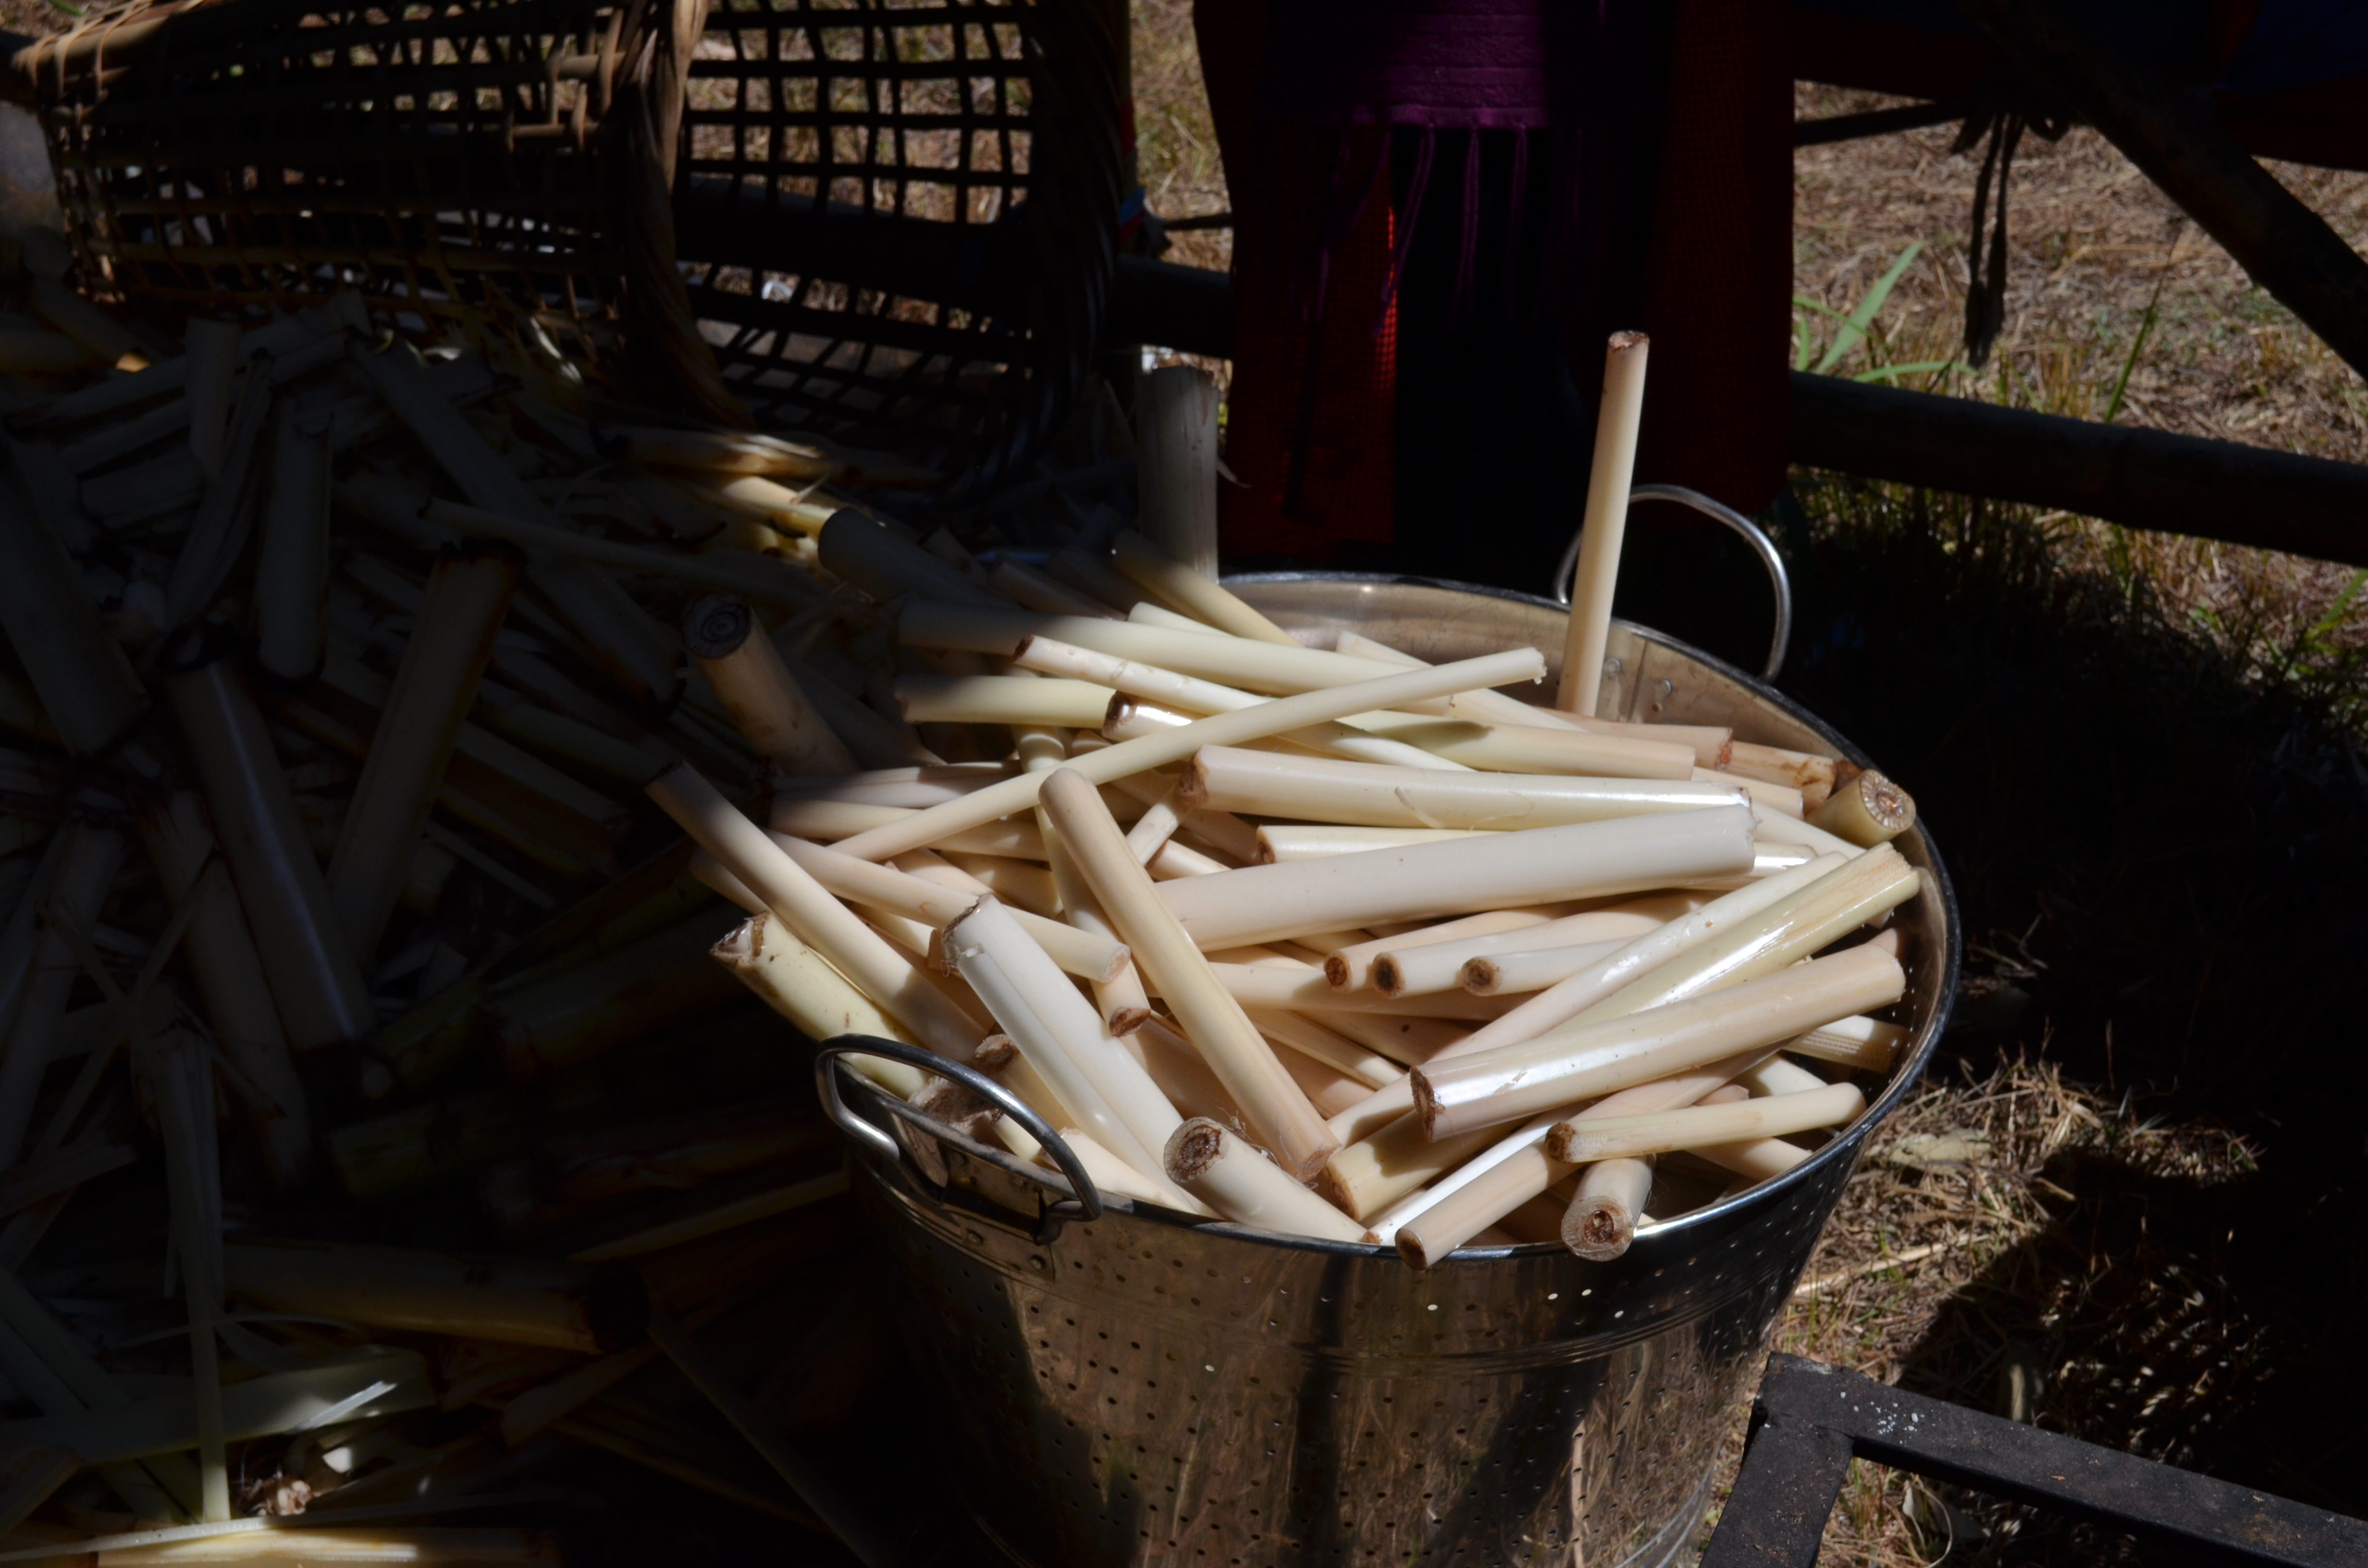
[{"left": 0, "top": 260, "right": 1919, "bottom": 1558}]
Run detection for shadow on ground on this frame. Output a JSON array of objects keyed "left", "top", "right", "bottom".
[{"left": 1760, "top": 475, "right": 2366, "bottom": 1526}]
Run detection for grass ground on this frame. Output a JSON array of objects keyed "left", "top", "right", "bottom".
[{"left": 1130, "top": 5, "right": 2368, "bottom": 1560}]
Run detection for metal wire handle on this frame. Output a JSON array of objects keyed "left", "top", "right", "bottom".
[
  {"left": 813, "top": 1036, "right": 1106, "bottom": 1223},
  {"left": 1551, "top": 483, "right": 1793, "bottom": 682}
]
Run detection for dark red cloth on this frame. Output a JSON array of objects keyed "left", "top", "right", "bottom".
[
  {"left": 1197, "top": 0, "right": 1399, "bottom": 559},
  {"left": 1632, "top": 0, "right": 1794, "bottom": 516}
]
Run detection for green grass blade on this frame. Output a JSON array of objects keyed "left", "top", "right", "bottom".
[
  {"left": 2103, "top": 297, "right": 2160, "bottom": 424},
  {"left": 1815, "top": 241, "right": 1924, "bottom": 375},
  {"left": 1851, "top": 360, "right": 1961, "bottom": 384}
]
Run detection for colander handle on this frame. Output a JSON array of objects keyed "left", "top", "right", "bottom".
[
  {"left": 814, "top": 1036, "right": 1106, "bottom": 1223},
  {"left": 1551, "top": 483, "right": 1793, "bottom": 683}
]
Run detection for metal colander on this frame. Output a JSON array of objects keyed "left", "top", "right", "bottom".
[{"left": 817, "top": 577, "right": 1961, "bottom": 1568}]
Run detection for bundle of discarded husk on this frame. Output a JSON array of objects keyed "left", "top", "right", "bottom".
[{"left": 0, "top": 255, "right": 1924, "bottom": 1564}]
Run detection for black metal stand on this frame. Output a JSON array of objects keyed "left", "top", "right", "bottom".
[{"left": 1702, "top": 1356, "right": 2367, "bottom": 1568}]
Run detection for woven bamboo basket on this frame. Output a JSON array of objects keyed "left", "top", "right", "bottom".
[
  {"left": 659, "top": 0, "right": 1123, "bottom": 495},
  {"left": 2, "top": 0, "right": 663, "bottom": 371},
  {"left": 0, "top": 0, "right": 1122, "bottom": 496}
]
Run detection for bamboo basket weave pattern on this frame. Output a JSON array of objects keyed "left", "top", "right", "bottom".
[
  {"left": 666, "top": 0, "right": 1121, "bottom": 494},
  {"left": 27, "top": 0, "right": 658, "bottom": 363}
]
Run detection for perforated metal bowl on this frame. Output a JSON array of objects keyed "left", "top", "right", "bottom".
[{"left": 820, "top": 576, "right": 1959, "bottom": 1568}]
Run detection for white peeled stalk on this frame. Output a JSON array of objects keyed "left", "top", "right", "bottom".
[
  {"left": 1394, "top": 1047, "right": 1757, "bottom": 1265},
  {"left": 1750, "top": 801, "right": 1863, "bottom": 859},
  {"left": 1146, "top": 839, "right": 1229, "bottom": 880},
  {"left": 1130, "top": 599, "right": 1222, "bottom": 636},
  {"left": 895, "top": 675, "right": 1115, "bottom": 729},
  {"left": 0, "top": 826, "right": 123, "bottom": 1167},
  {"left": 1565, "top": 845, "right": 1919, "bottom": 1028},
  {"left": 1548, "top": 1083, "right": 1865, "bottom": 1163},
  {"left": 1412, "top": 944, "right": 1905, "bottom": 1139},
  {"left": 1340, "top": 714, "right": 1694, "bottom": 780},
  {"left": 1152, "top": 807, "right": 1756, "bottom": 951},
  {"left": 1364, "top": 1114, "right": 1563, "bottom": 1247},
  {"left": 1258, "top": 825, "right": 1487, "bottom": 861},
  {"left": 1420, "top": 852, "right": 1846, "bottom": 1062},
  {"left": 1244, "top": 1010, "right": 1402, "bottom": 1090},
  {"left": 1462, "top": 941, "right": 1648, "bottom": 997},
  {"left": 828, "top": 648, "right": 1549, "bottom": 863},
  {"left": 1784, "top": 1014, "right": 1907, "bottom": 1072},
  {"left": 713, "top": 915, "right": 930, "bottom": 1100},
  {"left": 771, "top": 643, "right": 939, "bottom": 770},
  {"left": 1322, "top": 907, "right": 1579, "bottom": 992},
  {"left": 1111, "top": 529, "right": 1295, "bottom": 646},
  {"left": 1039, "top": 769, "right": 1337, "bottom": 1182},
  {"left": 1108, "top": 771, "right": 1261, "bottom": 861},
  {"left": 1038, "top": 833, "right": 1151, "bottom": 1035},
  {"left": 1054, "top": 1127, "right": 1212, "bottom": 1214},
  {"left": 328, "top": 548, "right": 519, "bottom": 956},
  {"left": 1196, "top": 963, "right": 1507, "bottom": 1021},
  {"left": 944, "top": 898, "right": 1192, "bottom": 1202},
  {"left": 771, "top": 798, "right": 1048, "bottom": 859},
  {"left": 647, "top": 764, "right": 983, "bottom": 1058},
  {"left": 902, "top": 600, "right": 1422, "bottom": 696},
  {"left": 1562, "top": 1161, "right": 1655, "bottom": 1260},
  {"left": 1275, "top": 1045, "right": 1370, "bottom": 1116},
  {"left": 136, "top": 792, "right": 311, "bottom": 1189},
  {"left": 253, "top": 404, "right": 333, "bottom": 684},
  {"left": 1808, "top": 767, "right": 1918, "bottom": 847},
  {"left": 770, "top": 835, "right": 1124, "bottom": 982},
  {"left": 943, "top": 851, "right": 1061, "bottom": 914},
  {"left": 31, "top": 278, "right": 148, "bottom": 370},
  {"left": 1015, "top": 636, "right": 1463, "bottom": 771},
  {"left": 942, "top": 895, "right": 1184, "bottom": 1179},
  {"left": 1130, "top": 370, "right": 1222, "bottom": 578},
  {"left": 1727, "top": 741, "right": 1839, "bottom": 807},
  {"left": 1372, "top": 909, "right": 1659, "bottom": 997},
  {"left": 1557, "top": 331, "right": 1649, "bottom": 714},
  {"left": 1102, "top": 694, "right": 1455, "bottom": 771},
  {"left": 1163, "top": 1120, "right": 1366, "bottom": 1242},
  {"left": 1181, "top": 746, "right": 1740, "bottom": 831},
  {"left": 1120, "top": 1018, "right": 1246, "bottom": 1130},
  {"left": 1700, "top": 767, "right": 1804, "bottom": 818},
  {"left": 1122, "top": 783, "right": 1186, "bottom": 863},
  {"left": 682, "top": 596, "right": 855, "bottom": 775}
]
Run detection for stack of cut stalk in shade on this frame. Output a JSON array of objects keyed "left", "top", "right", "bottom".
[{"left": 0, "top": 268, "right": 1919, "bottom": 1560}]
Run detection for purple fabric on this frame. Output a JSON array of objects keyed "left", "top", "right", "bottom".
[{"left": 1260, "top": 0, "right": 1596, "bottom": 128}]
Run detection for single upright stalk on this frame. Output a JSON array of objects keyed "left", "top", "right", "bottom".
[
  {"left": 1557, "top": 332, "right": 1650, "bottom": 714},
  {"left": 1132, "top": 369, "right": 1221, "bottom": 578}
]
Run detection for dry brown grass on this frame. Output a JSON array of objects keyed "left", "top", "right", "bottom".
[
  {"left": 1129, "top": 0, "right": 1232, "bottom": 278},
  {"left": 1794, "top": 83, "right": 2368, "bottom": 663},
  {"left": 1696, "top": 1054, "right": 2268, "bottom": 1566}
]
